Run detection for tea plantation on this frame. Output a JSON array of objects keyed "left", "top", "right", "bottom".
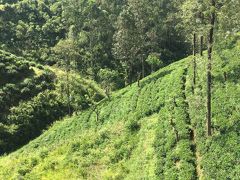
[{"left": 0, "top": 38, "right": 239, "bottom": 179}]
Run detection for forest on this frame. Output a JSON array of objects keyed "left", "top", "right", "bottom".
[{"left": 0, "top": 0, "right": 239, "bottom": 179}]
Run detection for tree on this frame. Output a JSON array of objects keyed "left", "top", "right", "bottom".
[
  {"left": 216, "top": 0, "right": 240, "bottom": 38},
  {"left": 206, "top": 0, "right": 216, "bottom": 136},
  {"left": 62, "top": 0, "right": 116, "bottom": 78},
  {"left": 113, "top": 6, "right": 142, "bottom": 85},
  {"left": 98, "top": 68, "right": 120, "bottom": 98},
  {"left": 193, "top": 33, "right": 197, "bottom": 90},
  {"left": 179, "top": 0, "right": 208, "bottom": 42},
  {"left": 146, "top": 53, "right": 163, "bottom": 73},
  {"left": 53, "top": 34, "right": 78, "bottom": 116}
]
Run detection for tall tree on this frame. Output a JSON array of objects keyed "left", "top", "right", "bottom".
[
  {"left": 113, "top": 6, "right": 140, "bottom": 85},
  {"left": 206, "top": 0, "right": 216, "bottom": 136},
  {"left": 53, "top": 28, "right": 78, "bottom": 116}
]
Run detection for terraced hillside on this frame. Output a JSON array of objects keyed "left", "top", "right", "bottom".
[{"left": 0, "top": 37, "right": 239, "bottom": 179}]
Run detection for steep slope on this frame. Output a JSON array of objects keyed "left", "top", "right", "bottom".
[
  {"left": 0, "top": 38, "right": 239, "bottom": 179},
  {"left": 186, "top": 37, "right": 240, "bottom": 179},
  {"left": 0, "top": 50, "right": 105, "bottom": 154},
  {"left": 0, "top": 50, "right": 56, "bottom": 143}
]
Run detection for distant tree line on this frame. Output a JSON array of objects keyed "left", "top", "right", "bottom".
[{"left": 1, "top": 0, "right": 239, "bottom": 90}]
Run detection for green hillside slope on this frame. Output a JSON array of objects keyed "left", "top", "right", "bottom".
[
  {"left": 0, "top": 38, "right": 239, "bottom": 179},
  {"left": 0, "top": 50, "right": 105, "bottom": 154}
]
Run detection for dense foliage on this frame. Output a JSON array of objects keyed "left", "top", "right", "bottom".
[
  {"left": 3, "top": 91, "right": 68, "bottom": 153},
  {"left": 0, "top": 50, "right": 31, "bottom": 86},
  {"left": 3, "top": 0, "right": 239, "bottom": 87},
  {"left": 0, "top": 50, "right": 105, "bottom": 154},
  {"left": 0, "top": 0, "right": 65, "bottom": 63},
  {"left": 1, "top": 0, "right": 239, "bottom": 89}
]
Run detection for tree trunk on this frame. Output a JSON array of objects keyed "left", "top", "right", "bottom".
[
  {"left": 200, "top": 35, "right": 204, "bottom": 56},
  {"left": 193, "top": 33, "right": 197, "bottom": 88},
  {"left": 66, "top": 57, "right": 71, "bottom": 116},
  {"left": 141, "top": 57, "right": 145, "bottom": 78},
  {"left": 170, "top": 118, "right": 179, "bottom": 143},
  {"left": 224, "top": 72, "right": 227, "bottom": 82},
  {"left": 207, "top": 0, "right": 216, "bottom": 137},
  {"left": 137, "top": 72, "right": 141, "bottom": 87},
  {"left": 124, "top": 69, "right": 128, "bottom": 86},
  {"left": 105, "top": 86, "right": 110, "bottom": 99},
  {"left": 129, "top": 63, "right": 132, "bottom": 85},
  {"left": 93, "top": 106, "right": 100, "bottom": 122}
]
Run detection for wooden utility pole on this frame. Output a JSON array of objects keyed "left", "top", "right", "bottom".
[
  {"left": 200, "top": 35, "right": 204, "bottom": 56},
  {"left": 193, "top": 33, "right": 197, "bottom": 88},
  {"left": 206, "top": 0, "right": 216, "bottom": 136}
]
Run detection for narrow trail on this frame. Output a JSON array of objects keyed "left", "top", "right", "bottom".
[
  {"left": 182, "top": 67, "right": 203, "bottom": 180},
  {"left": 193, "top": 129, "right": 203, "bottom": 180}
]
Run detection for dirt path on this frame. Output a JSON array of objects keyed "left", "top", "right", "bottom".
[{"left": 182, "top": 67, "right": 203, "bottom": 180}]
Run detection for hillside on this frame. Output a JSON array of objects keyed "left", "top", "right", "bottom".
[
  {"left": 0, "top": 50, "right": 105, "bottom": 154},
  {"left": 0, "top": 36, "right": 239, "bottom": 179}
]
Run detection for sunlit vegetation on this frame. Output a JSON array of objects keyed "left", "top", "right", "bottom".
[
  {"left": 0, "top": 36, "right": 239, "bottom": 179},
  {"left": 0, "top": 0, "right": 239, "bottom": 179}
]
